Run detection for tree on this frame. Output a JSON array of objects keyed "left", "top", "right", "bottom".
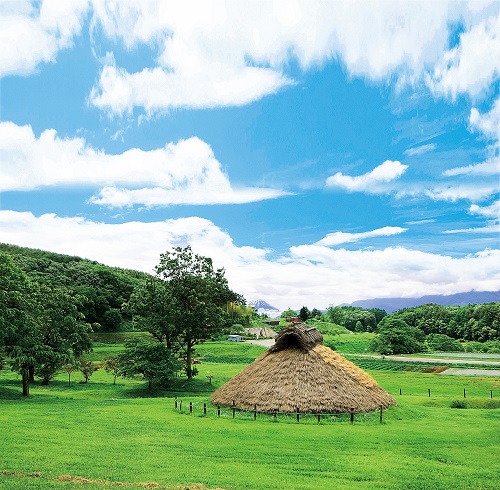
[
  {"left": 281, "top": 308, "right": 298, "bottom": 319},
  {"left": 326, "top": 306, "right": 345, "bottom": 326},
  {"left": 62, "top": 358, "right": 79, "bottom": 387},
  {"left": 103, "top": 356, "right": 120, "bottom": 384},
  {"left": 117, "top": 338, "right": 181, "bottom": 388},
  {"left": 152, "top": 246, "right": 238, "bottom": 380},
  {"left": 125, "top": 276, "right": 176, "bottom": 347},
  {"left": 1, "top": 254, "right": 40, "bottom": 396},
  {"left": 371, "top": 318, "right": 425, "bottom": 355},
  {"left": 79, "top": 357, "right": 97, "bottom": 383},
  {"left": 310, "top": 308, "right": 322, "bottom": 319},
  {"left": 299, "top": 306, "right": 310, "bottom": 322},
  {"left": 33, "top": 284, "right": 92, "bottom": 385}
]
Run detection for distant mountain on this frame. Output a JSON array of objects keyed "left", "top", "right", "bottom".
[
  {"left": 249, "top": 299, "right": 281, "bottom": 318},
  {"left": 343, "top": 290, "right": 500, "bottom": 314}
]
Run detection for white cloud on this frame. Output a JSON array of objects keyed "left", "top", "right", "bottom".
[
  {"left": 1, "top": 211, "right": 499, "bottom": 310},
  {"left": 315, "top": 226, "right": 407, "bottom": 247},
  {"left": 470, "top": 200, "right": 500, "bottom": 219},
  {"left": 421, "top": 183, "right": 499, "bottom": 202},
  {"left": 89, "top": 51, "right": 292, "bottom": 114},
  {"left": 326, "top": 160, "right": 408, "bottom": 192},
  {"left": 428, "top": 14, "right": 500, "bottom": 100},
  {"left": 0, "top": 122, "right": 287, "bottom": 206},
  {"left": 86, "top": 1, "right": 498, "bottom": 114},
  {"left": 404, "top": 143, "right": 436, "bottom": 157},
  {"left": 470, "top": 96, "right": 500, "bottom": 145},
  {"left": 443, "top": 157, "right": 500, "bottom": 177},
  {"left": 0, "top": 0, "right": 88, "bottom": 77}
]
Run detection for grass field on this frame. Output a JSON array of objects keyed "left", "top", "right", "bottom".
[{"left": 1, "top": 340, "right": 499, "bottom": 490}]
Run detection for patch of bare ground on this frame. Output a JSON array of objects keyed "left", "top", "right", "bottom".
[{"left": 1, "top": 470, "right": 224, "bottom": 489}]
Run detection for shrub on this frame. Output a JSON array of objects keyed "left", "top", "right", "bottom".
[
  {"left": 426, "top": 333, "right": 464, "bottom": 352},
  {"left": 450, "top": 400, "right": 467, "bottom": 409}
]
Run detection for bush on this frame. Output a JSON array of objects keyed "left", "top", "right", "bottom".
[
  {"left": 371, "top": 318, "right": 424, "bottom": 355},
  {"left": 450, "top": 400, "right": 467, "bottom": 409},
  {"left": 426, "top": 333, "right": 464, "bottom": 352}
]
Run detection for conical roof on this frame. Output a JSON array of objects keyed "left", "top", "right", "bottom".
[{"left": 211, "top": 323, "right": 396, "bottom": 413}]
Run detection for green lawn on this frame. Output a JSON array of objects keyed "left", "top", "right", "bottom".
[{"left": 0, "top": 341, "right": 499, "bottom": 490}]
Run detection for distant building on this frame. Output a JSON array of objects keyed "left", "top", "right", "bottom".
[{"left": 227, "top": 334, "right": 244, "bottom": 342}]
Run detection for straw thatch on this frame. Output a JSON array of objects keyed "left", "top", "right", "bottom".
[{"left": 211, "top": 323, "right": 396, "bottom": 413}]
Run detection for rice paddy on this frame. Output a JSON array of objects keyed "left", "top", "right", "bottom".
[{"left": 0, "top": 338, "right": 499, "bottom": 490}]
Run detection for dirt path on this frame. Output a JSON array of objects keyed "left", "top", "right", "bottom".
[
  {"left": 247, "top": 339, "right": 275, "bottom": 347},
  {"left": 354, "top": 353, "right": 500, "bottom": 366}
]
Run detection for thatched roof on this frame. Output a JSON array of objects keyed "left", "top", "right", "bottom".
[{"left": 211, "top": 323, "right": 396, "bottom": 413}]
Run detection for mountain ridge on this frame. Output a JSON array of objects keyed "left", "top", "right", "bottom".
[{"left": 342, "top": 290, "right": 500, "bottom": 313}]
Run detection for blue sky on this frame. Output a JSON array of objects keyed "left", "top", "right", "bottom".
[{"left": 1, "top": 1, "right": 499, "bottom": 310}]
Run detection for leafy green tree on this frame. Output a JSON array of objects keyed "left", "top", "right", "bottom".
[
  {"left": 281, "top": 308, "right": 298, "bottom": 319},
  {"left": 326, "top": 306, "right": 345, "bottom": 326},
  {"left": 371, "top": 317, "right": 425, "bottom": 355},
  {"left": 153, "top": 246, "right": 239, "bottom": 380},
  {"left": 1, "top": 254, "right": 38, "bottom": 395},
  {"left": 125, "top": 276, "right": 175, "bottom": 348},
  {"left": 62, "top": 357, "right": 79, "bottom": 387},
  {"left": 103, "top": 356, "right": 120, "bottom": 384},
  {"left": 117, "top": 338, "right": 181, "bottom": 388},
  {"left": 299, "top": 306, "right": 310, "bottom": 322},
  {"left": 425, "top": 334, "right": 464, "bottom": 352},
  {"left": 103, "top": 308, "right": 122, "bottom": 331},
  {"left": 310, "top": 308, "right": 322, "bottom": 319},
  {"left": 79, "top": 357, "right": 97, "bottom": 383},
  {"left": 33, "top": 284, "right": 92, "bottom": 385}
]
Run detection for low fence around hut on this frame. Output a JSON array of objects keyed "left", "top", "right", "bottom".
[
  {"left": 173, "top": 398, "right": 389, "bottom": 424},
  {"left": 173, "top": 386, "right": 498, "bottom": 424}
]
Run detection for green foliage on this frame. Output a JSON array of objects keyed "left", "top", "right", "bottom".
[
  {"left": 371, "top": 317, "right": 425, "bottom": 355},
  {"left": 0, "top": 243, "right": 149, "bottom": 332},
  {"left": 102, "top": 356, "right": 120, "bottom": 384},
  {"left": 137, "top": 246, "right": 240, "bottom": 380},
  {"left": 117, "top": 338, "right": 182, "bottom": 388},
  {"left": 450, "top": 400, "right": 468, "bottom": 409},
  {"left": 299, "top": 305, "right": 310, "bottom": 321},
  {"left": 388, "top": 302, "right": 500, "bottom": 341},
  {"left": 281, "top": 308, "right": 298, "bottom": 318},
  {"left": 326, "top": 305, "right": 381, "bottom": 332},
  {"left": 79, "top": 357, "right": 97, "bottom": 383},
  {"left": 426, "top": 333, "right": 464, "bottom": 352},
  {"left": 305, "top": 319, "right": 350, "bottom": 335},
  {"left": 464, "top": 340, "right": 500, "bottom": 353}
]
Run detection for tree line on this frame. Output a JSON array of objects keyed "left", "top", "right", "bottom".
[
  {"left": 290, "top": 301, "right": 500, "bottom": 355},
  {"left": 0, "top": 244, "right": 243, "bottom": 394}
]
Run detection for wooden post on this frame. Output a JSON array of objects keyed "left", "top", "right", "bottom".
[
  {"left": 254, "top": 404, "right": 257, "bottom": 420},
  {"left": 491, "top": 390, "right": 493, "bottom": 399},
  {"left": 350, "top": 408, "right": 354, "bottom": 424},
  {"left": 464, "top": 388, "right": 466, "bottom": 398},
  {"left": 399, "top": 388, "right": 402, "bottom": 395},
  {"left": 217, "top": 406, "right": 220, "bottom": 417},
  {"left": 189, "top": 402, "right": 193, "bottom": 413},
  {"left": 296, "top": 408, "right": 300, "bottom": 423},
  {"left": 273, "top": 409, "right": 277, "bottom": 421},
  {"left": 428, "top": 388, "right": 431, "bottom": 397},
  {"left": 203, "top": 403, "right": 207, "bottom": 415},
  {"left": 232, "top": 400, "right": 236, "bottom": 419},
  {"left": 379, "top": 405, "right": 383, "bottom": 424},
  {"left": 317, "top": 412, "right": 321, "bottom": 424},
  {"left": 175, "top": 397, "right": 178, "bottom": 409},
  {"left": 179, "top": 400, "right": 182, "bottom": 411}
]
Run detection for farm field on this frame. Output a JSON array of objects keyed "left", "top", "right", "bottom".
[{"left": 1, "top": 340, "right": 499, "bottom": 490}]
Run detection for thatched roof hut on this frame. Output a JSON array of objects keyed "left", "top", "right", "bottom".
[{"left": 211, "top": 323, "right": 396, "bottom": 413}]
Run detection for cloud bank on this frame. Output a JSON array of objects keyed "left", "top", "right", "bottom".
[
  {"left": 1, "top": 211, "right": 498, "bottom": 310},
  {"left": 0, "top": 122, "right": 287, "bottom": 206}
]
